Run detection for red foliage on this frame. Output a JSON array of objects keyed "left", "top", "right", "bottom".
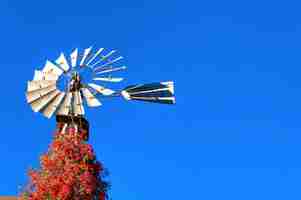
[{"left": 19, "top": 127, "right": 109, "bottom": 200}]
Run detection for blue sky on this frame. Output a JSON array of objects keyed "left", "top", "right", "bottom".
[{"left": 1, "top": 0, "right": 301, "bottom": 199}]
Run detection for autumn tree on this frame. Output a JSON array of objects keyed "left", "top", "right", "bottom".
[{"left": 19, "top": 118, "right": 109, "bottom": 200}]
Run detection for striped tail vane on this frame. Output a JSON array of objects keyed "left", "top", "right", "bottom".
[{"left": 121, "top": 81, "right": 175, "bottom": 104}]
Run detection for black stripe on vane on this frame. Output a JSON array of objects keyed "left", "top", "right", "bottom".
[{"left": 129, "top": 90, "right": 173, "bottom": 98}]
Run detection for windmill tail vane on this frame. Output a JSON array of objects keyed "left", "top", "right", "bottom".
[
  {"left": 121, "top": 81, "right": 175, "bottom": 104},
  {"left": 26, "top": 46, "right": 175, "bottom": 136}
]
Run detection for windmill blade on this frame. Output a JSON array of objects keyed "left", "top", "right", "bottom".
[
  {"left": 81, "top": 88, "right": 102, "bottom": 107},
  {"left": 88, "top": 83, "right": 115, "bottom": 96},
  {"left": 70, "top": 48, "right": 78, "bottom": 67},
  {"left": 94, "top": 66, "right": 127, "bottom": 74},
  {"left": 101, "top": 50, "right": 116, "bottom": 61},
  {"left": 30, "top": 90, "right": 60, "bottom": 112},
  {"left": 57, "top": 92, "right": 73, "bottom": 115},
  {"left": 121, "top": 81, "right": 175, "bottom": 104},
  {"left": 33, "top": 70, "right": 43, "bottom": 81},
  {"left": 42, "top": 92, "right": 66, "bottom": 118},
  {"left": 73, "top": 91, "right": 85, "bottom": 115},
  {"left": 92, "top": 56, "right": 123, "bottom": 69},
  {"left": 86, "top": 48, "right": 104, "bottom": 66},
  {"left": 43, "top": 60, "right": 64, "bottom": 76},
  {"left": 55, "top": 53, "right": 70, "bottom": 72},
  {"left": 91, "top": 50, "right": 116, "bottom": 67},
  {"left": 80, "top": 46, "right": 93, "bottom": 67},
  {"left": 27, "top": 80, "right": 56, "bottom": 92},
  {"left": 93, "top": 77, "right": 123, "bottom": 83},
  {"left": 33, "top": 70, "right": 59, "bottom": 81},
  {"left": 26, "top": 85, "right": 57, "bottom": 103},
  {"left": 103, "top": 56, "right": 123, "bottom": 66}
]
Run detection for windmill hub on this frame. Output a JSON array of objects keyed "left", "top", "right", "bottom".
[{"left": 69, "top": 72, "right": 82, "bottom": 92}]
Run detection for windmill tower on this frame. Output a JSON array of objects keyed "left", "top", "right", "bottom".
[{"left": 26, "top": 47, "right": 175, "bottom": 138}]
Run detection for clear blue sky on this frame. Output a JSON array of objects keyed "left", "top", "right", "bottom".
[{"left": 1, "top": 0, "right": 301, "bottom": 199}]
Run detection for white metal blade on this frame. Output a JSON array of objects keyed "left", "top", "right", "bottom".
[
  {"left": 86, "top": 48, "right": 104, "bottom": 66},
  {"left": 91, "top": 50, "right": 116, "bottom": 67},
  {"left": 73, "top": 91, "right": 85, "bottom": 115},
  {"left": 57, "top": 92, "right": 73, "bottom": 115},
  {"left": 27, "top": 80, "right": 56, "bottom": 92},
  {"left": 26, "top": 85, "right": 57, "bottom": 103},
  {"left": 93, "top": 77, "right": 123, "bottom": 82},
  {"left": 80, "top": 46, "right": 93, "bottom": 67},
  {"left": 55, "top": 53, "right": 70, "bottom": 72},
  {"left": 88, "top": 83, "right": 115, "bottom": 96},
  {"left": 95, "top": 56, "right": 123, "bottom": 68},
  {"left": 30, "top": 90, "right": 60, "bottom": 112},
  {"left": 81, "top": 88, "right": 102, "bottom": 107},
  {"left": 95, "top": 66, "right": 127, "bottom": 74},
  {"left": 102, "top": 50, "right": 116, "bottom": 60},
  {"left": 70, "top": 49, "right": 78, "bottom": 67},
  {"left": 33, "top": 70, "right": 59, "bottom": 81},
  {"left": 33, "top": 70, "right": 42, "bottom": 81},
  {"left": 43, "top": 60, "right": 64, "bottom": 76},
  {"left": 42, "top": 92, "right": 65, "bottom": 118}
]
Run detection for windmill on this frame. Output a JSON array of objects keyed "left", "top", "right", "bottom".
[{"left": 26, "top": 47, "right": 175, "bottom": 138}]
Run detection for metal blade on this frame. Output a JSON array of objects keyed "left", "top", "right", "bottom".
[
  {"left": 43, "top": 60, "right": 64, "bottom": 76},
  {"left": 33, "top": 70, "right": 59, "bottom": 81},
  {"left": 93, "top": 77, "right": 123, "bottom": 82},
  {"left": 101, "top": 50, "right": 116, "bottom": 60},
  {"left": 94, "top": 56, "right": 123, "bottom": 68},
  {"left": 94, "top": 66, "right": 127, "bottom": 74},
  {"left": 73, "top": 91, "right": 85, "bottom": 115},
  {"left": 42, "top": 92, "right": 65, "bottom": 118},
  {"left": 86, "top": 48, "right": 104, "bottom": 66},
  {"left": 88, "top": 83, "right": 115, "bottom": 96},
  {"left": 33, "top": 70, "right": 42, "bottom": 81},
  {"left": 55, "top": 53, "right": 70, "bottom": 72},
  {"left": 57, "top": 92, "right": 73, "bottom": 115},
  {"left": 26, "top": 85, "right": 57, "bottom": 103},
  {"left": 70, "top": 49, "right": 78, "bottom": 67},
  {"left": 30, "top": 90, "right": 60, "bottom": 112},
  {"left": 80, "top": 46, "right": 93, "bottom": 67},
  {"left": 81, "top": 88, "right": 102, "bottom": 107},
  {"left": 91, "top": 50, "right": 116, "bottom": 67},
  {"left": 27, "top": 80, "right": 56, "bottom": 92}
]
